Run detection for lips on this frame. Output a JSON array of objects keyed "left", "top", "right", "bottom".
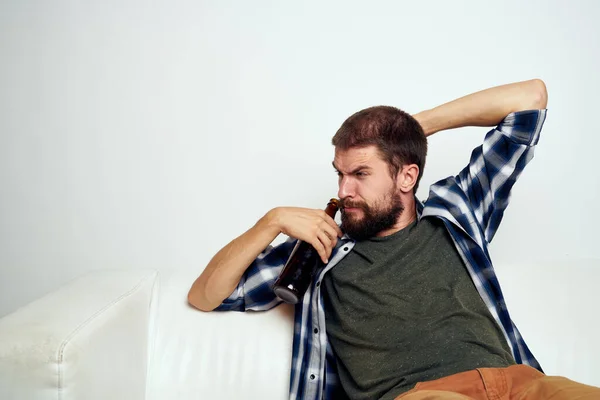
[
  {"left": 343, "top": 207, "right": 363, "bottom": 214},
  {"left": 341, "top": 200, "right": 366, "bottom": 213}
]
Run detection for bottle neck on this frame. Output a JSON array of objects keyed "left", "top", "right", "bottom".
[{"left": 325, "top": 201, "right": 339, "bottom": 219}]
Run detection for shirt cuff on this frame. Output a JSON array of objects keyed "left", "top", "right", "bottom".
[{"left": 497, "top": 109, "right": 548, "bottom": 146}]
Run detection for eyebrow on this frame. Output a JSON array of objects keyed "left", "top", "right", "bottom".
[{"left": 332, "top": 161, "right": 372, "bottom": 175}]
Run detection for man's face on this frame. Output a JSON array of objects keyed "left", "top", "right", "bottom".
[{"left": 333, "top": 145, "right": 404, "bottom": 240}]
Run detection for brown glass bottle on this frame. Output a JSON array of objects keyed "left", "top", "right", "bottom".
[{"left": 272, "top": 198, "right": 340, "bottom": 304}]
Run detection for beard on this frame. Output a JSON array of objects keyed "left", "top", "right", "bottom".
[{"left": 340, "top": 186, "right": 405, "bottom": 241}]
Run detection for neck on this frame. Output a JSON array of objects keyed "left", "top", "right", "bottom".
[{"left": 375, "top": 198, "right": 417, "bottom": 238}]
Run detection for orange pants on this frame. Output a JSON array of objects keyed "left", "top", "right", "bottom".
[{"left": 395, "top": 365, "right": 600, "bottom": 400}]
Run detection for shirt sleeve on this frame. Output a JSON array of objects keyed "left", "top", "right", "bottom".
[
  {"left": 455, "top": 109, "right": 547, "bottom": 243},
  {"left": 214, "top": 236, "right": 297, "bottom": 312}
]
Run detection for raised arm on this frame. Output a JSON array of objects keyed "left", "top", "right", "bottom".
[
  {"left": 415, "top": 79, "right": 549, "bottom": 243},
  {"left": 413, "top": 79, "right": 548, "bottom": 136}
]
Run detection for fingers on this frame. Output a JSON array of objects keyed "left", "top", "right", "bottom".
[
  {"left": 311, "top": 233, "right": 329, "bottom": 264},
  {"left": 316, "top": 230, "right": 333, "bottom": 263},
  {"left": 314, "top": 210, "right": 342, "bottom": 264},
  {"left": 331, "top": 217, "right": 344, "bottom": 238},
  {"left": 318, "top": 211, "right": 343, "bottom": 238},
  {"left": 323, "top": 220, "right": 343, "bottom": 240},
  {"left": 321, "top": 223, "right": 339, "bottom": 248},
  {"left": 276, "top": 207, "right": 343, "bottom": 264}
]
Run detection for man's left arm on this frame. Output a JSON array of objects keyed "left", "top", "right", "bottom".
[
  {"left": 413, "top": 79, "right": 548, "bottom": 242},
  {"left": 413, "top": 79, "right": 547, "bottom": 137}
]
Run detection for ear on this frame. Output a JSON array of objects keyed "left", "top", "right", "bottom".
[{"left": 396, "top": 164, "right": 419, "bottom": 194}]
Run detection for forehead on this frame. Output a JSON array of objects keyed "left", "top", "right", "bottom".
[{"left": 333, "top": 145, "right": 385, "bottom": 170}]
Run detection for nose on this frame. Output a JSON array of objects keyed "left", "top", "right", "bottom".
[{"left": 338, "top": 176, "right": 355, "bottom": 200}]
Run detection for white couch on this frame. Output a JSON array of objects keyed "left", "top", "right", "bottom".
[{"left": 0, "top": 262, "right": 599, "bottom": 399}]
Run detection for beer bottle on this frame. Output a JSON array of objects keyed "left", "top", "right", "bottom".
[{"left": 273, "top": 198, "right": 340, "bottom": 304}]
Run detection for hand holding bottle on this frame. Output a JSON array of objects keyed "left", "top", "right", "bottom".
[
  {"left": 272, "top": 199, "right": 341, "bottom": 304},
  {"left": 268, "top": 206, "right": 343, "bottom": 263}
]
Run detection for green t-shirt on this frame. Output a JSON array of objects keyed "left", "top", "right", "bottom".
[{"left": 322, "top": 217, "right": 515, "bottom": 400}]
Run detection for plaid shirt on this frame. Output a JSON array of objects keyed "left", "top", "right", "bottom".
[{"left": 216, "top": 109, "right": 548, "bottom": 400}]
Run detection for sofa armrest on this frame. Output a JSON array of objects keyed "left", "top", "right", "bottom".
[
  {"left": 0, "top": 269, "right": 159, "bottom": 400},
  {"left": 146, "top": 270, "right": 295, "bottom": 400}
]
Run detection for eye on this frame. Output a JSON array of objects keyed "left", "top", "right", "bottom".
[{"left": 355, "top": 171, "right": 366, "bottom": 177}]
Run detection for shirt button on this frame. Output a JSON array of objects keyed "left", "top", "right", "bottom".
[
  {"left": 343, "top": 247, "right": 349, "bottom": 251},
  {"left": 310, "top": 374, "right": 316, "bottom": 380},
  {"left": 316, "top": 281, "right": 320, "bottom": 287},
  {"left": 314, "top": 328, "right": 318, "bottom": 334}
]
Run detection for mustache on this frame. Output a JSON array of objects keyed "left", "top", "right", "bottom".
[{"left": 340, "top": 199, "right": 368, "bottom": 209}]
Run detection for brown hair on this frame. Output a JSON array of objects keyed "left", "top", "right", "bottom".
[{"left": 331, "top": 105, "right": 427, "bottom": 193}]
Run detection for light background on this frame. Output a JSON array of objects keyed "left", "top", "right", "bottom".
[{"left": 1, "top": 0, "right": 599, "bottom": 385}]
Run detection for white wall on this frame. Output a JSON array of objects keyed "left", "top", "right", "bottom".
[{"left": 1, "top": 0, "right": 599, "bottom": 381}]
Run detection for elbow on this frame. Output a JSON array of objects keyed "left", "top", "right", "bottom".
[
  {"left": 527, "top": 78, "right": 548, "bottom": 109},
  {"left": 187, "top": 287, "right": 216, "bottom": 312}
]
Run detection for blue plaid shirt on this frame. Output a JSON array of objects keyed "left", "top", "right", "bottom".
[{"left": 216, "top": 109, "right": 548, "bottom": 400}]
